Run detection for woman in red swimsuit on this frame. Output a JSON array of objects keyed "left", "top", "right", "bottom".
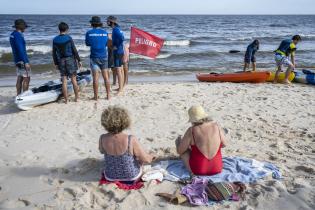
[{"left": 176, "top": 105, "right": 227, "bottom": 175}]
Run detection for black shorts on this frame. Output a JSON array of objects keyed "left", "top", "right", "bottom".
[{"left": 58, "top": 57, "right": 78, "bottom": 77}]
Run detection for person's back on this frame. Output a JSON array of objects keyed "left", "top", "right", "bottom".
[
  {"left": 275, "top": 39, "right": 295, "bottom": 56},
  {"left": 99, "top": 106, "right": 154, "bottom": 181},
  {"left": 85, "top": 28, "right": 108, "bottom": 58},
  {"left": 191, "top": 122, "right": 222, "bottom": 160},
  {"left": 53, "top": 34, "right": 76, "bottom": 61},
  {"left": 176, "top": 105, "right": 227, "bottom": 176}
]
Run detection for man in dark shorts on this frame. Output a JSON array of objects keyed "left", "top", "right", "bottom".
[
  {"left": 243, "top": 39, "right": 259, "bottom": 72},
  {"left": 10, "top": 19, "right": 31, "bottom": 95},
  {"left": 107, "top": 16, "right": 125, "bottom": 94},
  {"left": 52, "top": 22, "right": 81, "bottom": 103}
]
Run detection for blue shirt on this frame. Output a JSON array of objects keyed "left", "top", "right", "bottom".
[
  {"left": 52, "top": 34, "right": 80, "bottom": 65},
  {"left": 85, "top": 28, "right": 108, "bottom": 58},
  {"left": 9, "top": 31, "right": 29, "bottom": 64},
  {"left": 112, "top": 25, "right": 124, "bottom": 55},
  {"left": 245, "top": 43, "right": 258, "bottom": 58}
]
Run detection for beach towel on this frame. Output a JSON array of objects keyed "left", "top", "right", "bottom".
[
  {"left": 155, "top": 156, "right": 281, "bottom": 183},
  {"left": 99, "top": 173, "right": 144, "bottom": 190}
]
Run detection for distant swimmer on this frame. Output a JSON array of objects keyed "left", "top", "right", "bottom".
[
  {"left": 10, "top": 19, "right": 31, "bottom": 95},
  {"left": 274, "top": 35, "right": 301, "bottom": 84},
  {"left": 243, "top": 40, "right": 259, "bottom": 72}
]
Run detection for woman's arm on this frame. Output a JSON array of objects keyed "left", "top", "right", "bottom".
[
  {"left": 218, "top": 125, "right": 227, "bottom": 148},
  {"left": 99, "top": 135, "right": 105, "bottom": 154},
  {"left": 132, "top": 137, "right": 154, "bottom": 164},
  {"left": 176, "top": 128, "right": 192, "bottom": 155}
]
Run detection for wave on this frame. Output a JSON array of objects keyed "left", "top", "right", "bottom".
[{"left": 164, "top": 40, "right": 190, "bottom": 46}]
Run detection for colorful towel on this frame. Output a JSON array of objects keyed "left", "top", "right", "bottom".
[
  {"left": 99, "top": 173, "right": 144, "bottom": 190},
  {"left": 156, "top": 156, "right": 281, "bottom": 183}
]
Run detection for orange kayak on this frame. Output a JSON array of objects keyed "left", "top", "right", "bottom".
[{"left": 196, "top": 71, "right": 271, "bottom": 83}]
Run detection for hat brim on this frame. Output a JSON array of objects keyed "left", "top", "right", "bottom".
[{"left": 12, "top": 24, "right": 29, "bottom": 28}]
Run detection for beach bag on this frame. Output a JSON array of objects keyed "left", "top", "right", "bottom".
[{"left": 205, "top": 181, "right": 246, "bottom": 201}]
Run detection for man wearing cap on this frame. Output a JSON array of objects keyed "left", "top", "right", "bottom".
[
  {"left": 10, "top": 19, "right": 31, "bottom": 95},
  {"left": 107, "top": 16, "right": 125, "bottom": 94},
  {"left": 85, "top": 16, "right": 110, "bottom": 100}
]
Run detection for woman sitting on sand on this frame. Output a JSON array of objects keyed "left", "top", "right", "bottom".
[
  {"left": 99, "top": 106, "right": 154, "bottom": 181},
  {"left": 176, "top": 105, "right": 227, "bottom": 175}
]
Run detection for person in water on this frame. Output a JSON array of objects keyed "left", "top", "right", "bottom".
[
  {"left": 243, "top": 39, "right": 259, "bottom": 72},
  {"left": 176, "top": 105, "right": 227, "bottom": 176},
  {"left": 107, "top": 16, "right": 125, "bottom": 94},
  {"left": 274, "top": 35, "right": 301, "bottom": 84},
  {"left": 99, "top": 106, "right": 155, "bottom": 182},
  {"left": 85, "top": 16, "right": 111, "bottom": 100},
  {"left": 52, "top": 22, "right": 81, "bottom": 103},
  {"left": 10, "top": 19, "right": 31, "bottom": 95}
]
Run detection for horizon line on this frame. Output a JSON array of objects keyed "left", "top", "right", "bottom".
[{"left": 0, "top": 13, "right": 315, "bottom": 16}]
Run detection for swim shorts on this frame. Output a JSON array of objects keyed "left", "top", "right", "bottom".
[{"left": 16, "top": 62, "right": 31, "bottom": 77}]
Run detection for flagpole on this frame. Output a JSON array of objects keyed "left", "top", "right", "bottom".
[{"left": 127, "top": 27, "right": 131, "bottom": 85}]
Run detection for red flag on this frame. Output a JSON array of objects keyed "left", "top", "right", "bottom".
[{"left": 129, "top": 27, "right": 164, "bottom": 59}]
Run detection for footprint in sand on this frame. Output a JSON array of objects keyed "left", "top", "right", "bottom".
[
  {"left": 0, "top": 199, "right": 31, "bottom": 209},
  {"left": 295, "top": 166, "right": 315, "bottom": 174}
]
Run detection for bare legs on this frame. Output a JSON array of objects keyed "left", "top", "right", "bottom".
[
  {"left": 70, "top": 74, "right": 79, "bottom": 102},
  {"left": 92, "top": 71, "right": 99, "bottom": 100},
  {"left": 123, "top": 62, "right": 129, "bottom": 85},
  {"left": 92, "top": 69, "right": 111, "bottom": 101},
  {"left": 243, "top": 62, "right": 256, "bottom": 72},
  {"left": 101, "top": 70, "right": 111, "bottom": 100},
  {"left": 274, "top": 64, "right": 294, "bottom": 84},
  {"left": 112, "top": 68, "right": 117, "bottom": 85},
  {"left": 116, "top": 67, "right": 124, "bottom": 95},
  {"left": 16, "top": 76, "right": 30, "bottom": 95},
  {"left": 61, "top": 76, "right": 68, "bottom": 103}
]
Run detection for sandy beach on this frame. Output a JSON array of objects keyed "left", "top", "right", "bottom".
[{"left": 0, "top": 82, "right": 314, "bottom": 210}]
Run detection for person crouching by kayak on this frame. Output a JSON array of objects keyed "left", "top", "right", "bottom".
[
  {"left": 243, "top": 39, "right": 259, "bottom": 72},
  {"left": 10, "top": 19, "right": 31, "bottom": 95},
  {"left": 52, "top": 22, "right": 82, "bottom": 103},
  {"left": 274, "top": 35, "right": 301, "bottom": 84},
  {"left": 107, "top": 16, "right": 125, "bottom": 95},
  {"left": 86, "top": 16, "right": 111, "bottom": 100}
]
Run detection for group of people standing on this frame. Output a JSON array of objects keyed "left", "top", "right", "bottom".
[
  {"left": 243, "top": 35, "right": 302, "bottom": 84},
  {"left": 10, "top": 16, "right": 129, "bottom": 102}
]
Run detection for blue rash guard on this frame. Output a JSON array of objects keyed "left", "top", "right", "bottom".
[
  {"left": 85, "top": 28, "right": 108, "bottom": 58},
  {"left": 52, "top": 34, "right": 80, "bottom": 65},
  {"left": 244, "top": 42, "right": 259, "bottom": 63},
  {"left": 10, "top": 31, "right": 29, "bottom": 64},
  {"left": 112, "top": 25, "right": 124, "bottom": 55}
]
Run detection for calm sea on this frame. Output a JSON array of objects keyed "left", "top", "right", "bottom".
[{"left": 0, "top": 15, "right": 314, "bottom": 78}]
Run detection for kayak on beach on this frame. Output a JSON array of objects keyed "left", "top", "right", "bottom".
[
  {"left": 196, "top": 71, "right": 270, "bottom": 83},
  {"left": 266, "top": 71, "right": 295, "bottom": 82},
  {"left": 293, "top": 69, "right": 315, "bottom": 85},
  {"left": 15, "top": 70, "right": 92, "bottom": 111}
]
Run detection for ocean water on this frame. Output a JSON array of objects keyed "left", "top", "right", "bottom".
[{"left": 0, "top": 15, "right": 315, "bottom": 77}]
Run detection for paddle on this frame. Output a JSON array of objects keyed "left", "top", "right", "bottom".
[{"left": 229, "top": 50, "right": 241, "bottom": 53}]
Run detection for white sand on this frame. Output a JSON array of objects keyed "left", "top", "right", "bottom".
[{"left": 0, "top": 82, "right": 314, "bottom": 210}]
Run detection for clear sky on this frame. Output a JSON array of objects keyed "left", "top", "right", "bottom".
[{"left": 0, "top": 0, "right": 314, "bottom": 15}]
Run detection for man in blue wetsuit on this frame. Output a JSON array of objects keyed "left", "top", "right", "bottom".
[
  {"left": 107, "top": 16, "right": 125, "bottom": 95},
  {"left": 274, "top": 35, "right": 301, "bottom": 84},
  {"left": 243, "top": 39, "right": 259, "bottom": 72},
  {"left": 85, "top": 16, "right": 110, "bottom": 100},
  {"left": 52, "top": 22, "right": 81, "bottom": 103},
  {"left": 10, "top": 19, "right": 31, "bottom": 95}
]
